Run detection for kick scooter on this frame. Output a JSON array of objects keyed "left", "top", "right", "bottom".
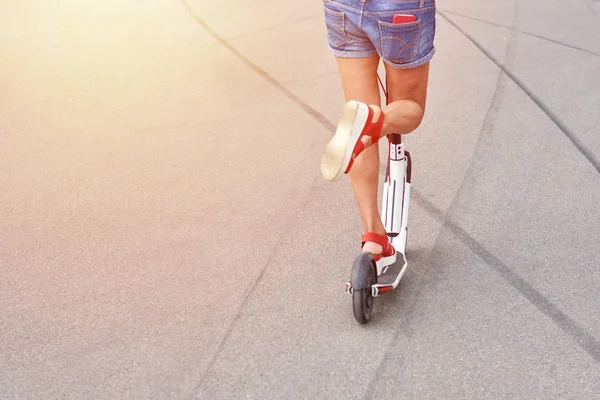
[{"left": 344, "top": 78, "right": 412, "bottom": 324}]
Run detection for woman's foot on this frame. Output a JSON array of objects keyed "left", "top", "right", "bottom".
[
  {"left": 320, "top": 100, "right": 384, "bottom": 181},
  {"left": 361, "top": 232, "right": 396, "bottom": 268},
  {"left": 362, "top": 240, "right": 384, "bottom": 254}
]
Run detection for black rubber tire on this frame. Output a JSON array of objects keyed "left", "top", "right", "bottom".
[
  {"left": 352, "top": 260, "right": 375, "bottom": 324},
  {"left": 352, "top": 288, "right": 373, "bottom": 324}
]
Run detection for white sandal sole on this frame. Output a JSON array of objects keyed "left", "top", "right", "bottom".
[{"left": 320, "top": 101, "right": 370, "bottom": 181}]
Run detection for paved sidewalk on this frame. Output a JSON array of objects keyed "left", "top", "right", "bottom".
[{"left": 1, "top": 0, "right": 599, "bottom": 398}]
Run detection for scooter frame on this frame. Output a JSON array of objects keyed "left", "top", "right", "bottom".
[{"left": 371, "top": 133, "right": 411, "bottom": 296}]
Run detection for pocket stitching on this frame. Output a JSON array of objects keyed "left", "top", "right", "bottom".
[
  {"left": 378, "top": 19, "right": 421, "bottom": 64},
  {"left": 325, "top": 7, "right": 352, "bottom": 48}
]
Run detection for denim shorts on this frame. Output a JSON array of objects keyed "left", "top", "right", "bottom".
[{"left": 323, "top": 0, "right": 436, "bottom": 69}]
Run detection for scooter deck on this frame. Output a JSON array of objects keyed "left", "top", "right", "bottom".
[
  {"left": 372, "top": 252, "right": 407, "bottom": 296},
  {"left": 377, "top": 252, "right": 407, "bottom": 285}
]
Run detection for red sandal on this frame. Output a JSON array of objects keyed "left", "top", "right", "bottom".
[
  {"left": 320, "top": 100, "right": 385, "bottom": 181},
  {"left": 362, "top": 232, "right": 396, "bottom": 269}
]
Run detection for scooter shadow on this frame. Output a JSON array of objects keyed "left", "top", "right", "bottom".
[{"left": 365, "top": 246, "right": 431, "bottom": 326}]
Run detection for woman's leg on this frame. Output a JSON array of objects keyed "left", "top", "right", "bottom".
[
  {"left": 334, "top": 56, "right": 385, "bottom": 251},
  {"left": 335, "top": 58, "right": 431, "bottom": 253},
  {"left": 382, "top": 62, "right": 430, "bottom": 136}
]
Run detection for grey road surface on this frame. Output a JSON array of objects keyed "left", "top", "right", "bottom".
[{"left": 1, "top": 0, "right": 599, "bottom": 398}]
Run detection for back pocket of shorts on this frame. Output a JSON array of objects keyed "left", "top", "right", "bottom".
[
  {"left": 324, "top": 7, "right": 351, "bottom": 48},
  {"left": 378, "top": 19, "right": 421, "bottom": 64}
]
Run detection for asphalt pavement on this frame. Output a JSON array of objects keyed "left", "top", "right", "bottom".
[{"left": 1, "top": 0, "right": 599, "bottom": 398}]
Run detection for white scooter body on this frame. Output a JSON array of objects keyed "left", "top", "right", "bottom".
[{"left": 372, "top": 135, "right": 410, "bottom": 296}]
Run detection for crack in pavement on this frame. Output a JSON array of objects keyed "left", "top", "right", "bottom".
[
  {"left": 187, "top": 177, "right": 321, "bottom": 399},
  {"left": 180, "top": 0, "right": 335, "bottom": 134},
  {"left": 412, "top": 190, "right": 600, "bottom": 365},
  {"left": 439, "top": 10, "right": 600, "bottom": 174},
  {"left": 440, "top": 9, "right": 600, "bottom": 57}
]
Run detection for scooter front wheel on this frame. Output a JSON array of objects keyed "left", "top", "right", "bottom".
[
  {"left": 351, "top": 252, "right": 376, "bottom": 324},
  {"left": 353, "top": 288, "right": 373, "bottom": 324}
]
